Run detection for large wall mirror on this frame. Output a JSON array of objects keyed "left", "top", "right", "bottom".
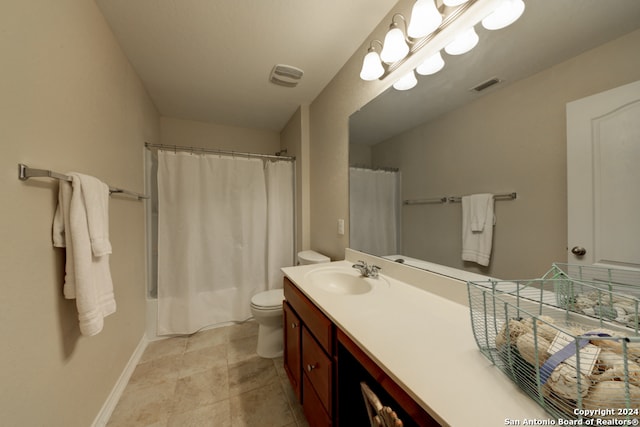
[{"left": 349, "top": 0, "right": 640, "bottom": 279}]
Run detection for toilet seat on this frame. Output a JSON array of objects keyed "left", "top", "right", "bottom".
[{"left": 250, "top": 289, "right": 284, "bottom": 310}]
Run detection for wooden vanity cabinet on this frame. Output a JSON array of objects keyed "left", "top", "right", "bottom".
[
  {"left": 283, "top": 277, "right": 335, "bottom": 426},
  {"left": 283, "top": 276, "right": 439, "bottom": 427}
]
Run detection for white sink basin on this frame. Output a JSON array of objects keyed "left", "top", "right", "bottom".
[{"left": 304, "top": 267, "right": 387, "bottom": 295}]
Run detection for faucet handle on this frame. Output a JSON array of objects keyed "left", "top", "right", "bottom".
[
  {"left": 352, "top": 260, "right": 368, "bottom": 276},
  {"left": 369, "top": 265, "right": 381, "bottom": 277}
]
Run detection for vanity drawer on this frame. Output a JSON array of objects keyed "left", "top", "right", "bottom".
[
  {"left": 302, "top": 326, "right": 333, "bottom": 415},
  {"left": 284, "top": 277, "right": 334, "bottom": 353}
]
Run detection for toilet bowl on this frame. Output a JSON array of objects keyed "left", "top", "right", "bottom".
[
  {"left": 250, "top": 289, "right": 285, "bottom": 358},
  {"left": 250, "top": 250, "right": 330, "bottom": 358}
]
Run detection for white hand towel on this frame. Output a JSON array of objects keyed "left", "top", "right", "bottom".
[
  {"left": 77, "top": 173, "right": 112, "bottom": 256},
  {"left": 469, "top": 193, "right": 490, "bottom": 232},
  {"left": 53, "top": 179, "right": 76, "bottom": 296},
  {"left": 53, "top": 173, "right": 116, "bottom": 336},
  {"left": 461, "top": 193, "right": 494, "bottom": 266}
]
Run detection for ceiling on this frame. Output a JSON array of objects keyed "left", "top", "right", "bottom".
[
  {"left": 350, "top": 0, "right": 640, "bottom": 146},
  {"left": 95, "top": 0, "right": 396, "bottom": 132}
]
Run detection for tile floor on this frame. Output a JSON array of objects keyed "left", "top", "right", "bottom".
[{"left": 107, "top": 321, "right": 309, "bottom": 427}]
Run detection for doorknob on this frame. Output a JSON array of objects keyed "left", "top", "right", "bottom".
[{"left": 571, "top": 246, "right": 587, "bottom": 256}]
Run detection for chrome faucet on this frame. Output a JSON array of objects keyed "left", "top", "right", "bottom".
[{"left": 352, "top": 260, "right": 381, "bottom": 278}]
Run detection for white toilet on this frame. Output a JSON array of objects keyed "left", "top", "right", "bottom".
[{"left": 250, "top": 250, "right": 330, "bottom": 358}]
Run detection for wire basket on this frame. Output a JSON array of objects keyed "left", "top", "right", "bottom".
[
  {"left": 545, "top": 264, "right": 640, "bottom": 332},
  {"left": 545, "top": 264, "right": 640, "bottom": 293},
  {"left": 468, "top": 278, "right": 640, "bottom": 422}
]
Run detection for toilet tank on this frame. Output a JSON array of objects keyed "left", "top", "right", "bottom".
[{"left": 297, "top": 250, "right": 330, "bottom": 265}]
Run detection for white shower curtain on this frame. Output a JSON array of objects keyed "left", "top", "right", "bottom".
[
  {"left": 266, "top": 161, "right": 295, "bottom": 289},
  {"left": 157, "top": 151, "right": 293, "bottom": 335},
  {"left": 349, "top": 167, "right": 400, "bottom": 257}
]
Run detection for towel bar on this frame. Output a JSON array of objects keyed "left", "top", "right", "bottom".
[
  {"left": 448, "top": 192, "right": 517, "bottom": 203},
  {"left": 18, "top": 163, "right": 148, "bottom": 200},
  {"left": 404, "top": 192, "right": 516, "bottom": 206},
  {"left": 403, "top": 197, "right": 447, "bottom": 205}
]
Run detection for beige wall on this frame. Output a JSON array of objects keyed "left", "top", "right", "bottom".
[
  {"left": 1, "top": 1, "right": 159, "bottom": 426},
  {"left": 370, "top": 29, "right": 640, "bottom": 279},
  {"left": 160, "top": 116, "right": 280, "bottom": 153},
  {"left": 281, "top": 106, "right": 311, "bottom": 252},
  {"left": 349, "top": 143, "right": 373, "bottom": 167}
]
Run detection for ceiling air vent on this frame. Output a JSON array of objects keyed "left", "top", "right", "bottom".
[
  {"left": 471, "top": 77, "right": 502, "bottom": 92},
  {"left": 270, "top": 64, "right": 304, "bottom": 88}
]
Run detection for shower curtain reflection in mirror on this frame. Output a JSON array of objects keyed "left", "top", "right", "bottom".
[
  {"left": 154, "top": 150, "right": 294, "bottom": 335},
  {"left": 349, "top": 167, "right": 401, "bottom": 257}
]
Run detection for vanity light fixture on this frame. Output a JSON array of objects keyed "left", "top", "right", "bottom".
[
  {"left": 360, "top": 40, "right": 385, "bottom": 81},
  {"left": 481, "top": 0, "right": 525, "bottom": 30},
  {"left": 444, "top": 26, "right": 479, "bottom": 55},
  {"left": 359, "top": 0, "right": 526, "bottom": 90},
  {"left": 359, "top": 0, "right": 475, "bottom": 82},
  {"left": 393, "top": 70, "right": 418, "bottom": 91},
  {"left": 380, "top": 14, "right": 410, "bottom": 63}
]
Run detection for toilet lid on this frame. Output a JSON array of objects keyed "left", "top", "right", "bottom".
[{"left": 250, "top": 289, "right": 284, "bottom": 308}]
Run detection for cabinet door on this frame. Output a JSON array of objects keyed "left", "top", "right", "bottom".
[
  {"left": 283, "top": 301, "right": 302, "bottom": 401},
  {"left": 303, "top": 374, "right": 333, "bottom": 427},
  {"left": 302, "top": 327, "right": 333, "bottom": 415}
]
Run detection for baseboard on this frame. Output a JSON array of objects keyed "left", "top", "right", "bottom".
[{"left": 91, "top": 334, "right": 149, "bottom": 427}]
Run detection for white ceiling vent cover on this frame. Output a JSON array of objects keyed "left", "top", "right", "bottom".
[{"left": 270, "top": 64, "right": 304, "bottom": 87}]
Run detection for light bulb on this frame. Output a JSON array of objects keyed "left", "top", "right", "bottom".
[
  {"left": 393, "top": 70, "right": 417, "bottom": 91},
  {"left": 444, "top": 27, "right": 479, "bottom": 55},
  {"left": 380, "top": 26, "right": 410, "bottom": 63},
  {"left": 416, "top": 51, "right": 445, "bottom": 75},
  {"left": 443, "top": 0, "right": 469, "bottom": 6},
  {"left": 359, "top": 51, "right": 385, "bottom": 81},
  {"left": 407, "top": 0, "right": 442, "bottom": 39},
  {"left": 482, "top": 0, "right": 525, "bottom": 30}
]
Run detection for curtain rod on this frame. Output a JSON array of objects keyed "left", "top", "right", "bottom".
[
  {"left": 350, "top": 165, "right": 400, "bottom": 172},
  {"left": 145, "top": 142, "right": 296, "bottom": 162},
  {"left": 18, "top": 164, "right": 148, "bottom": 200}
]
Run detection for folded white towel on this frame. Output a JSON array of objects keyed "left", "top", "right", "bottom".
[
  {"left": 469, "top": 194, "right": 489, "bottom": 232},
  {"left": 77, "top": 173, "right": 112, "bottom": 257},
  {"left": 53, "top": 179, "right": 76, "bottom": 296},
  {"left": 52, "top": 173, "right": 116, "bottom": 336},
  {"left": 461, "top": 193, "right": 495, "bottom": 266}
]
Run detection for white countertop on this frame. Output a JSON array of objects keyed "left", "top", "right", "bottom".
[{"left": 282, "top": 259, "right": 549, "bottom": 427}]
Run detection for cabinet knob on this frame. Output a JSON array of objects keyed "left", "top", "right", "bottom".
[
  {"left": 291, "top": 322, "right": 298, "bottom": 329},
  {"left": 307, "top": 363, "right": 317, "bottom": 372}
]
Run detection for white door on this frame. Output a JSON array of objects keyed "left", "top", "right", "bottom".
[{"left": 566, "top": 79, "right": 640, "bottom": 269}]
